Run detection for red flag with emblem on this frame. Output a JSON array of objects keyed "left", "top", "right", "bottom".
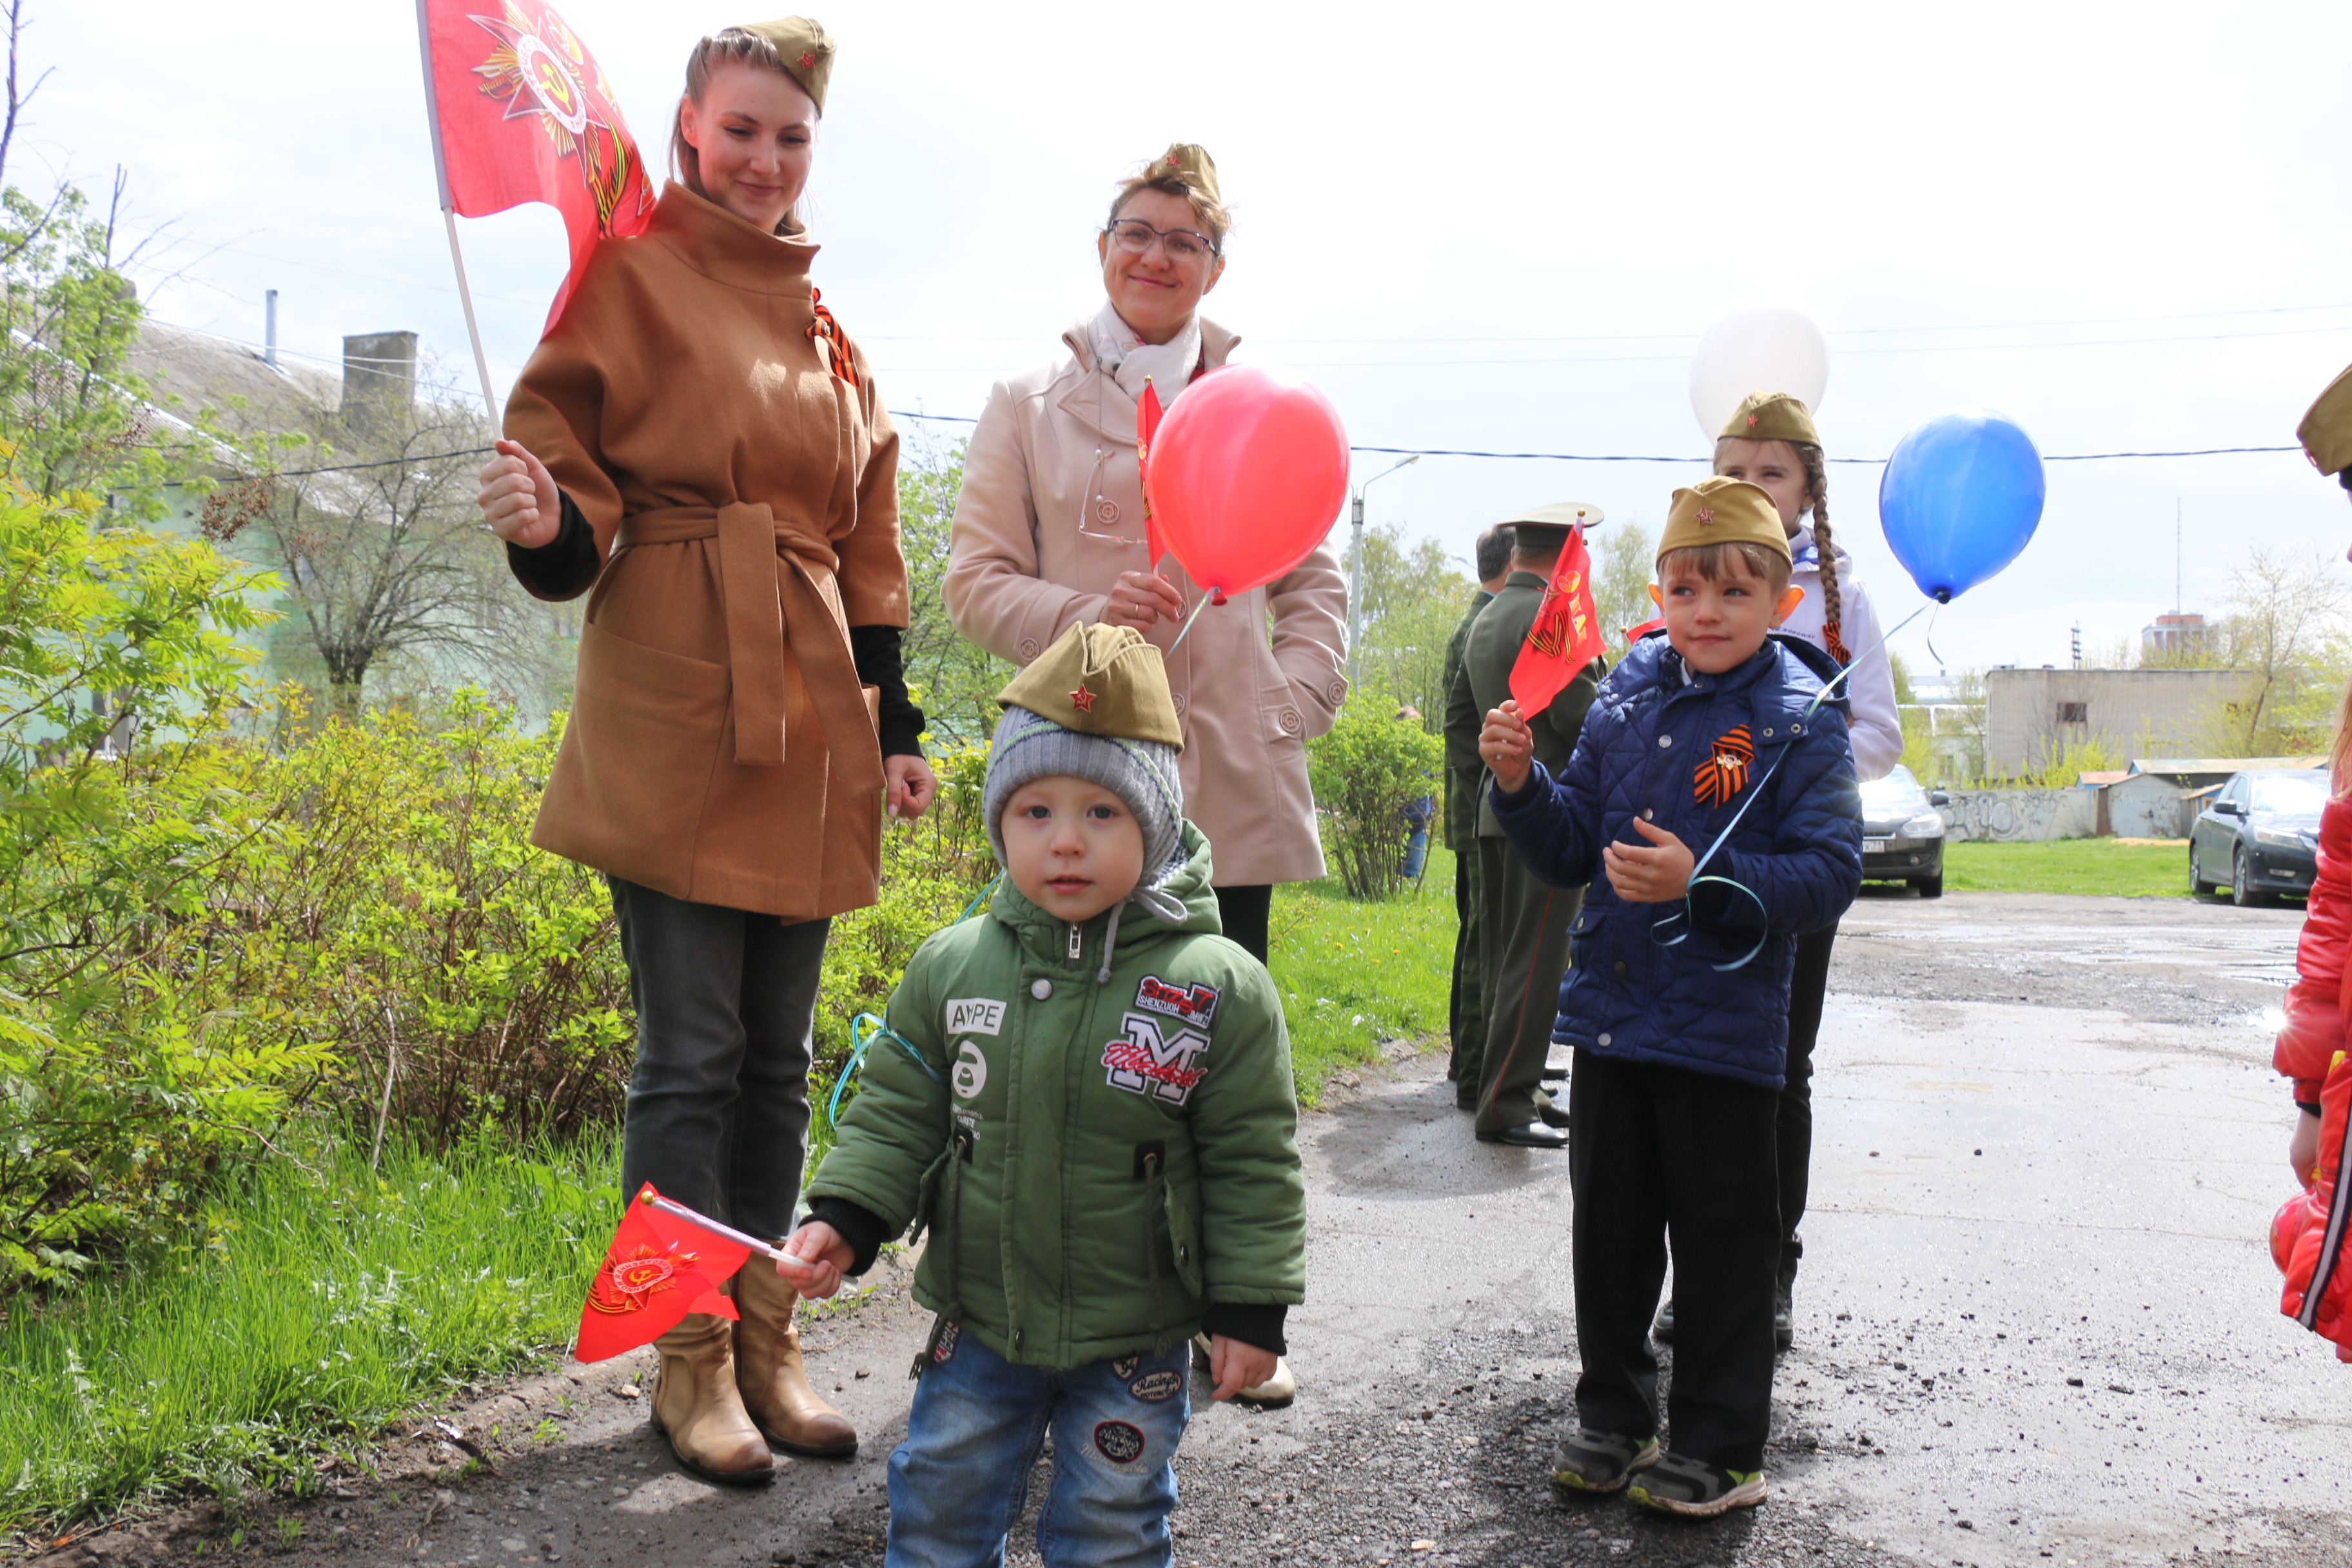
[
  {"left": 1509, "top": 525, "right": 1608, "bottom": 714},
  {"left": 417, "top": 0, "right": 655, "bottom": 332},
  {"left": 574, "top": 1184, "right": 749, "bottom": 1363},
  {"left": 1137, "top": 377, "right": 1170, "bottom": 567}
]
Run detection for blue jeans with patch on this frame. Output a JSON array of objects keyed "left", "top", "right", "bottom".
[{"left": 885, "top": 1326, "right": 1191, "bottom": 1568}]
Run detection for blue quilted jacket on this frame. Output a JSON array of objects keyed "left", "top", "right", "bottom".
[{"left": 1489, "top": 632, "right": 1863, "bottom": 1089}]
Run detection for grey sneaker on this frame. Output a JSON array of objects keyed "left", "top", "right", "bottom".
[
  {"left": 1550, "top": 1428, "right": 1660, "bottom": 1494},
  {"left": 1626, "top": 1451, "right": 1767, "bottom": 1516}
]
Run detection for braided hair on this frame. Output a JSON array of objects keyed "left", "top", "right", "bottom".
[{"left": 1790, "top": 440, "right": 1842, "bottom": 634}]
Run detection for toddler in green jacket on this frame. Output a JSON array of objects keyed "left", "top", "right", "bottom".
[{"left": 779, "top": 620, "right": 1306, "bottom": 1568}]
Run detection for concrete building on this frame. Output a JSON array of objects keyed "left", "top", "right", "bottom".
[
  {"left": 2142, "top": 612, "right": 2217, "bottom": 662},
  {"left": 1982, "top": 666, "right": 2258, "bottom": 774}
]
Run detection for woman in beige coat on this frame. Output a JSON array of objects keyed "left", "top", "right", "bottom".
[
  {"left": 943, "top": 143, "right": 1348, "bottom": 967},
  {"left": 475, "top": 18, "right": 932, "bottom": 1488}
]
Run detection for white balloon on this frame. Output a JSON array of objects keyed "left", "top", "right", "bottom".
[{"left": 1689, "top": 306, "right": 1830, "bottom": 442}]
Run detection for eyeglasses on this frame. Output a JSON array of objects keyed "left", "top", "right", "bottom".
[{"left": 1104, "top": 217, "right": 1219, "bottom": 264}]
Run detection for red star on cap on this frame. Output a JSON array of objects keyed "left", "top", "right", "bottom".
[
  {"left": 799, "top": 51, "right": 817, "bottom": 68},
  {"left": 1747, "top": 413, "right": 1760, "bottom": 429},
  {"left": 1166, "top": 153, "right": 1181, "bottom": 167},
  {"left": 1070, "top": 684, "right": 1097, "bottom": 713},
  {"left": 1696, "top": 508, "right": 1716, "bottom": 525}
]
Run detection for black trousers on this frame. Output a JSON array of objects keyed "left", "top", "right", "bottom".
[
  {"left": 1215, "top": 883, "right": 1272, "bottom": 966},
  {"left": 609, "top": 876, "right": 830, "bottom": 1243},
  {"left": 1779, "top": 921, "right": 1838, "bottom": 1284},
  {"left": 1569, "top": 1050, "right": 1780, "bottom": 1473}
]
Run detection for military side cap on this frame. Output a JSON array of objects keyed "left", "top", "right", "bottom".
[
  {"left": 1718, "top": 391, "right": 1820, "bottom": 447},
  {"left": 997, "top": 622, "right": 1184, "bottom": 748},
  {"left": 738, "top": 16, "right": 834, "bottom": 112},
  {"left": 1502, "top": 500, "right": 1605, "bottom": 537},
  {"left": 2299, "top": 362, "right": 2352, "bottom": 477},
  {"left": 1656, "top": 476, "right": 1792, "bottom": 564},
  {"left": 1151, "top": 142, "right": 1221, "bottom": 208}
]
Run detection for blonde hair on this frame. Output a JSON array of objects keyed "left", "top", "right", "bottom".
[
  {"left": 1714, "top": 437, "right": 1839, "bottom": 629},
  {"left": 1656, "top": 541, "right": 1794, "bottom": 596},
  {"left": 2333, "top": 677, "right": 2352, "bottom": 798},
  {"left": 670, "top": 29, "right": 813, "bottom": 229},
  {"left": 1107, "top": 169, "right": 1231, "bottom": 251}
]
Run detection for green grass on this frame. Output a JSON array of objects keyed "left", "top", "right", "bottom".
[
  {"left": 0, "top": 1130, "right": 621, "bottom": 1536},
  {"left": 1943, "top": 838, "right": 2197, "bottom": 900},
  {"left": 1270, "top": 855, "right": 1458, "bottom": 1105}
]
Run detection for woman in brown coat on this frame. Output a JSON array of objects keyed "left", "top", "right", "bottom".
[
  {"left": 942, "top": 143, "right": 1349, "bottom": 969},
  {"left": 475, "top": 17, "right": 932, "bottom": 1487}
]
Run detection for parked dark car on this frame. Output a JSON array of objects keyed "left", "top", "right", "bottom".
[
  {"left": 1859, "top": 763, "right": 1949, "bottom": 898},
  {"left": 2190, "top": 768, "right": 2326, "bottom": 905}
]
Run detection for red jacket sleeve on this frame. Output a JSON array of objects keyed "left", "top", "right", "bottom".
[{"left": 2278, "top": 792, "right": 2352, "bottom": 1102}]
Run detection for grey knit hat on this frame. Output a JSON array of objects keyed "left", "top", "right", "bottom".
[{"left": 983, "top": 706, "right": 1186, "bottom": 903}]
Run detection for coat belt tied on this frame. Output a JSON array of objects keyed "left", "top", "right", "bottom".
[{"left": 614, "top": 502, "right": 883, "bottom": 782}]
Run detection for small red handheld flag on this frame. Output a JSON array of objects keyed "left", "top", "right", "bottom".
[
  {"left": 418, "top": 0, "right": 655, "bottom": 332},
  {"left": 574, "top": 1184, "right": 750, "bottom": 1363},
  {"left": 1509, "top": 525, "right": 1608, "bottom": 714},
  {"left": 1137, "top": 377, "right": 1169, "bottom": 567},
  {"left": 1622, "top": 615, "right": 1665, "bottom": 648}
]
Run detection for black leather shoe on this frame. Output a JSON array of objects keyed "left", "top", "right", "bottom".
[
  {"left": 1538, "top": 1099, "right": 1571, "bottom": 1129},
  {"left": 1476, "top": 1121, "right": 1570, "bottom": 1149}
]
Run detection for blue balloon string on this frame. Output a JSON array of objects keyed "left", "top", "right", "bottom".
[
  {"left": 1649, "top": 603, "right": 1930, "bottom": 972},
  {"left": 827, "top": 1012, "right": 946, "bottom": 1130}
]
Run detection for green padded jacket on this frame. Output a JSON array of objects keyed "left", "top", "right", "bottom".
[{"left": 804, "top": 821, "right": 1305, "bottom": 1369}]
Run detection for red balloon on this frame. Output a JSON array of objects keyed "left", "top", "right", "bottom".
[{"left": 1142, "top": 366, "right": 1350, "bottom": 598}]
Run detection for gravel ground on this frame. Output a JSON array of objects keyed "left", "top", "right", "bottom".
[{"left": 28, "top": 890, "right": 2347, "bottom": 1568}]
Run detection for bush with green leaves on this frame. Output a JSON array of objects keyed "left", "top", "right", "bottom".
[{"left": 1307, "top": 703, "right": 1444, "bottom": 901}]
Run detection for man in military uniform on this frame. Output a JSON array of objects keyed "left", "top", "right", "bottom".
[
  {"left": 1442, "top": 524, "right": 1516, "bottom": 1110},
  {"left": 1455, "top": 505, "right": 1609, "bottom": 1148}
]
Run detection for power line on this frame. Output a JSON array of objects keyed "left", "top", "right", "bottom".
[{"left": 889, "top": 411, "right": 2302, "bottom": 464}]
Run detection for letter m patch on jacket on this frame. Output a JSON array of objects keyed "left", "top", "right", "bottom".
[{"left": 1102, "top": 1013, "right": 1213, "bottom": 1106}]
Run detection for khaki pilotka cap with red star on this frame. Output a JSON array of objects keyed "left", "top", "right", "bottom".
[
  {"left": 996, "top": 622, "right": 1184, "bottom": 748},
  {"left": 1718, "top": 390, "right": 1821, "bottom": 447},
  {"left": 2298, "top": 362, "right": 2352, "bottom": 478},
  {"left": 1654, "top": 476, "right": 1792, "bottom": 565},
  {"left": 1146, "top": 143, "right": 1221, "bottom": 208},
  {"left": 738, "top": 17, "right": 834, "bottom": 112}
]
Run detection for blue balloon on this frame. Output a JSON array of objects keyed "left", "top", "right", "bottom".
[{"left": 1877, "top": 408, "right": 2046, "bottom": 603}]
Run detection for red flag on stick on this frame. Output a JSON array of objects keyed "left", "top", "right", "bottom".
[
  {"left": 1509, "top": 525, "right": 1609, "bottom": 714},
  {"left": 1137, "top": 376, "right": 1169, "bottom": 568},
  {"left": 574, "top": 1184, "right": 750, "bottom": 1363},
  {"left": 1622, "top": 614, "right": 1665, "bottom": 648},
  {"left": 416, "top": 0, "right": 655, "bottom": 337}
]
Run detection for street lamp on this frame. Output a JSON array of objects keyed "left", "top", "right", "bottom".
[{"left": 1348, "top": 455, "right": 1420, "bottom": 685}]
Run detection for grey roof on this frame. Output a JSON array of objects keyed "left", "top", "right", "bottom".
[{"left": 122, "top": 318, "right": 337, "bottom": 439}]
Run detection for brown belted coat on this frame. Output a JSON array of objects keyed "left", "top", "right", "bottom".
[{"left": 505, "top": 182, "right": 905, "bottom": 921}]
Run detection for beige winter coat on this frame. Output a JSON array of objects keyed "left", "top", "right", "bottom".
[{"left": 943, "top": 317, "right": 1347, "bottom": 887}]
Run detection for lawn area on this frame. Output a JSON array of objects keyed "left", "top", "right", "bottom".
[
  {"left": 1943, "top": 838, "right": 2199, "bottom": 900},
  {"left": 1269, "top": 853, "right": 1457, "bottom": 1106},
  {"left": 0, "top": 1132, "right": 620, "bottom": 1535}
]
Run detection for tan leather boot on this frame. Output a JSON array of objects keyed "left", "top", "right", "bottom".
[
  {"left": 649, "top": 1312, "right": 774, "bottom": 1485},
  {"left": 733, "top": 1264, "right": 858, "bottom": 1457}
]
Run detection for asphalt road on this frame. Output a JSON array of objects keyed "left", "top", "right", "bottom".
[{"left": 81, "top": 888, "right": 2348, "bottom": 1568}]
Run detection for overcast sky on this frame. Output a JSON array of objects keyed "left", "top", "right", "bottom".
[{"left": 35, "top": 0, "right": 2352, "bottom": 678}]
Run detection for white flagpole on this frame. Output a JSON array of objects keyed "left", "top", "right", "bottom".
[
  {"left": 416, "top": 0, "right": 500, "bottom": 417},
  {"left": 442, "top": 211, "right": 500, "bottom": 416}
]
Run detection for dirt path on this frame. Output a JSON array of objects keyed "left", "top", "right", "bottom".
[{"left": 45, "top": 890, "right": 2348, "bottom": 1568}]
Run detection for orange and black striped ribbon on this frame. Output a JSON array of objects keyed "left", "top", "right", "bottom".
[
  {"left": 1694, "top": 725, "right": 1755, "bottom": 807},
  {"left": 807, "top": 288, "right": 861, "bottom": 391}
]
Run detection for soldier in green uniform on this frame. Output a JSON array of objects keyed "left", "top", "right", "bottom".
[
  {"left": 1442, "top": 523, "right": 1516, "bottom": 1109},
  {"left": 1455, "top": 504, "right": 1609, "bottom": 1147}
]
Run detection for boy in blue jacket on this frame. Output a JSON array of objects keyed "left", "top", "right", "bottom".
[{"left": 1478, "top": 476, "right": 1861, "bottom": 1516}]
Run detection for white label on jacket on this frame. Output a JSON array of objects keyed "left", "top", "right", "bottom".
[
  {"left": 952, "top": 1041, "right": 988, "bottom": 1101},
  {"left": 1134, "top": 975, "right": 1220, "bottom": 1027},
  {"left": 945, "top": 997, "right": 1005, "bottom": 1037},
  {"left": 1102, "top": 1013, "right": 1212, "bottom": 1106}
]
